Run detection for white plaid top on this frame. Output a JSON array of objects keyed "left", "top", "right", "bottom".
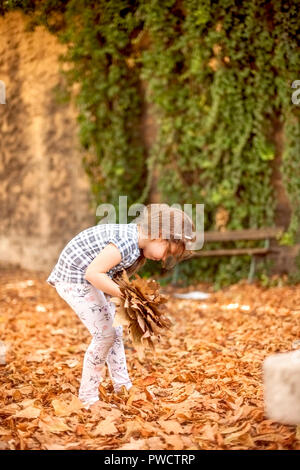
[{"left": 46, "top": 223, "right": 141, "bottom": 287}]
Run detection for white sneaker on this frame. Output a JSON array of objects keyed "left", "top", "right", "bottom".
[{"left": 81, "top": 398, "right": 99, "bottom": 410}]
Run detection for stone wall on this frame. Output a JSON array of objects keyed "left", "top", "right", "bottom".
[{"left": 0, "top": 12, "right": 95, "bottom": 273}]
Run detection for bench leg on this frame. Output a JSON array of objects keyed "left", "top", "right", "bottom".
[
  {"left": 248, "top": 255, "right": 256, "bottom": 283},
  {"left": 171, "top": 263, "right": 180, "bottom": 285}
]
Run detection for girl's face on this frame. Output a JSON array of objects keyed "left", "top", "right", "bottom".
[{"left": 143, "top": 239, "right": 177, "bottom": 262}]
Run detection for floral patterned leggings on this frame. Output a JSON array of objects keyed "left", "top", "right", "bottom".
[{"left": 55, "top": 281, "right": 132, "bottom": 408}]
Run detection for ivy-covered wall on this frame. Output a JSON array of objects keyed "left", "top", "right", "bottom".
[{"left": 2, "top": 0, "right": 300, "bottom": 289}]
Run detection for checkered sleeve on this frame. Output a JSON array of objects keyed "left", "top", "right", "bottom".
[{"left": 107, "top": 234, "right": 136, "bottom": 265}]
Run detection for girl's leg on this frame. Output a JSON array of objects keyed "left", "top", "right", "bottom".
[
  {"left": 104, "top": 300, "right": 133, "bottom": 393},
  {"left": 80, "top": 286, "right": 133, "bottom": 393},
  {"left": 55, "top": 282, "right": 117, "bottom": 406}
]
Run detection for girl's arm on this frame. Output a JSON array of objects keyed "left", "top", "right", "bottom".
[{"left": 84, "top": 243, "right": 124, "bottom": 298}]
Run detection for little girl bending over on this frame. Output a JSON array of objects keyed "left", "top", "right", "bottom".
[{"left": 46, "top": 204, "right": 195, "bottom": 410}]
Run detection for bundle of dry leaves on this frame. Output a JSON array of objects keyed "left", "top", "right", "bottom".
[{"left": 111, "top": 270, "right": 173, "bottom": 358}]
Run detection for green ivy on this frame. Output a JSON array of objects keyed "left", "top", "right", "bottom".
[{"left": 2, "top": 0, "right": 300, "bottom": 288}]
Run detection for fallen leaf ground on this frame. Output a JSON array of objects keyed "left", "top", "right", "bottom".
[{"left": 0, "top": 266, "right": 300, "bottom": 450}]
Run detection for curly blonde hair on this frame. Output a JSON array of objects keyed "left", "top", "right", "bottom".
[{"left": 118, "top": 203, "right": 196, "bottom": 279}]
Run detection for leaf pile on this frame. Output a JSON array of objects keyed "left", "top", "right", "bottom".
[
  {"left": 1, "top": 266, "right": 300, "bottom": 450},
  {"left": 112, "top": 270, "right": 173, "bottom": 357}
]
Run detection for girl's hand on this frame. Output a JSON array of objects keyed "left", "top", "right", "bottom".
[{"left": 116, "top": 288, "right": 123, "bottom": 299}]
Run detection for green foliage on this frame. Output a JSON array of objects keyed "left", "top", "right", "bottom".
[{"left": 2, "top": 0, "right": 300, "bottom": 288}]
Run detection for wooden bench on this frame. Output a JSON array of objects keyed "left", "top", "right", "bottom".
[{"left": 172, "top": 226, "right": 284, "bottom": 283}]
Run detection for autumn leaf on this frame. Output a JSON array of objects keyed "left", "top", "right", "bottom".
[
  {"left": 38, "top": 415, "right": 72, "bottom": 433},
  {"left": 51, "top": 394, "right": 85, "bottom": 417},
  {"left": 122, "top": 418, "right": 157, "bottom": 440},
  {"left": 90, "top": 416, "right": 119, "bottom": 436},
  {"left": 14, "top": 406, "right": 41, "bottom": 419},
  {"left": 118, "top": 438, "right": 146, "bottom": 450},
  {"left": 158, "top": 419, "right": 184, "bottom": 435}
]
